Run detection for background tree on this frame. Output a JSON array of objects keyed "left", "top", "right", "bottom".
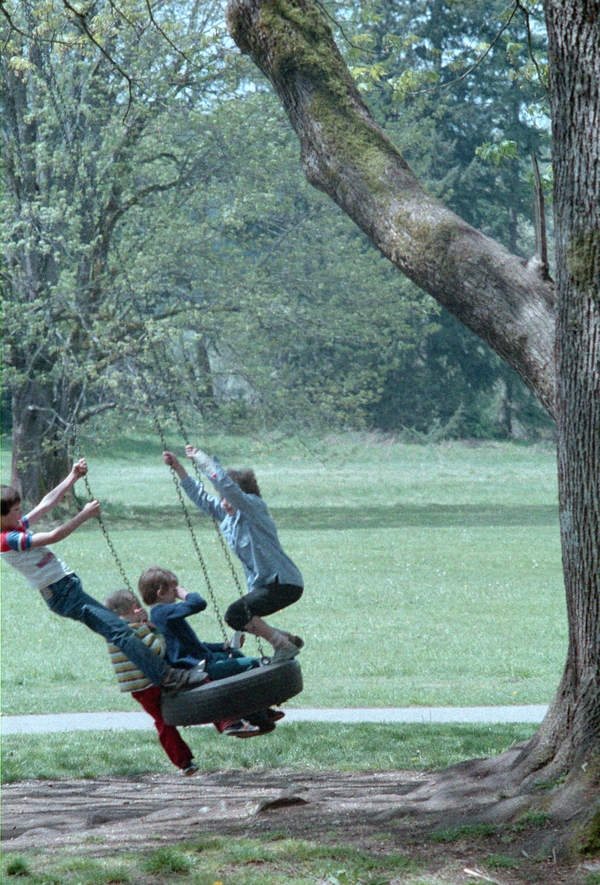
[
  {"left": 225, "top": 0, "right": 598, "bottom": 848},
  {"left": 1, "top": 0, "right": 230, "bottom": 502},
  {"left": 152, "top": 91, "right": 431, "bottom": 432},
  {"left": 342, "top": 0, "right": 555, "bottom": 437},
  {"left": 2, "top": 0, "right": 557, "bottom": 479}
]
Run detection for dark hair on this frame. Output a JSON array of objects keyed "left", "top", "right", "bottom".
[
  {"left": 138, "top": 566, "right": 177, "bottom": 606},
  {"left": 1, "top": 485, "right": 21, "bottom": 516},
  {"left": 104, "top": 589, "right": 140, "bottom": 617},
  {"left": 227, "top": 469, "right": 261, "bottom": 497}
]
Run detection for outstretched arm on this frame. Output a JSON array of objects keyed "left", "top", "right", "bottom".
[
  {"left": 179, "top": 474, "right": 228, "bottom": 521},
  {"left": 185, "top": 445, "right": 217, "bottom": 476},
  {"left": 163, "top": 451, "right": 189, "bottom": 482},
  {"left": 26, "top": 459, "right": 89, "bottom": 526},
  {"left": 29, "top": 500, "right": 101, "bottom": 548}
]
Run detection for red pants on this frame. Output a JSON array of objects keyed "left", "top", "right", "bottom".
[{"left": 132, "top": 685, "right": 193, "bottom": 770}]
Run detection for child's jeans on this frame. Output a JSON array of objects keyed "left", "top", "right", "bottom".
[
  {"left": 204, "top": 649, "right": 259, "bottom": 681},
  {"left": 42, "top": 574, "right": 168, "bottom": 687},
  {"left": 132, "top": 685, "right": 194, "bottom": 769},
  {"left": 205, "top": 651, "right": 269, "bottom": 727}
]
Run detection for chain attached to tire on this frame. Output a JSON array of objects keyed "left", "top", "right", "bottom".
[{"left": 71, "top": 258, "right": 267, "bottom": 658}]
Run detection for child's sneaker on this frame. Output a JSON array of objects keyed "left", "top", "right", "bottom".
[
  {"left": 254, "top": 720, "right": 276, "bottom": 736},
  {"left": 235, "top": 720, "right": 276, "bottom": 738},
  {"left": 282, "top": 632, "right": 304, "bottom": 649},
  {"left": 270, "top": 643, "right": 300, "bottom": 664},
  {"left": 162, "top": 665, "right": 209, "bottom": 695},
  {"left": 181, "top": 762, "right": 199, "bottom": 776},
  {"left": 223, "top": 719, "right": 261, "bottom": 737}
]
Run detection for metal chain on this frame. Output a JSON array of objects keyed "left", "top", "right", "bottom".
[
  {"left": 166, "top": 406, "right": 267, "bottom": 652},
  {"left": 169, "top": 403, "right": 248, "bottom": 600},
  {"left": 71, "top": 425, "right": 134, "bottom": 592},
  {"left": 136, "top": 374, "right": 229, "bottom": 642},
  {"left": 83, "top": 474, "right": 134, "bottom": 592},
  {"left": 115, "top": 258, "right": 266, "bottom": 656}
]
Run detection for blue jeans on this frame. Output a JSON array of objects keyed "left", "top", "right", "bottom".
[
  {"left": 44, "top": 574, "right": 168, "bottom": 686},
  {"left": 204, "top": 649, "right": 259, "bottom": 680}
]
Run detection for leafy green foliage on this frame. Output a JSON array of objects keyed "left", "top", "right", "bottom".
[
  {"left": 0, "top": 0, "right": 234, "bottom": 497},
  {"left": 328, "top": 0, "right": 554, "bottom": 439},
  {"left": 2, "top": 0, "right": 556, "bottom": 506}
]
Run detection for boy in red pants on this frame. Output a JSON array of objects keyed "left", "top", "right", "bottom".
[{"left": 104, "top": 589, "right": 199, "bottom": 775}]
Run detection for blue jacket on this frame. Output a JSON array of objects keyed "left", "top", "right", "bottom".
[
  {"left": 150, "top": 592, "right": 225, "bottom": 669},
  {"left": 180, "top": 458, "right": 303, "bottom": 594}
]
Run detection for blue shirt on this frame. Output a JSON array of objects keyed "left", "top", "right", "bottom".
[
  {"left": 180, "top": 458, "right": 303, "bottom": 594},
  {"left": 150, "top": 592, "right": 225, "bottom": 669}
]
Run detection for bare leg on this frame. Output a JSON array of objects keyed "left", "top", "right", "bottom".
[
  {"left": 244, "top": 615, "right": 283, "bottom": 645},
  {"left": 244, "top": 616, "right": 301, "bottom": 663}
]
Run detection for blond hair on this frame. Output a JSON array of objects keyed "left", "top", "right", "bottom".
[{"left": 104, "top": 589, "right": 140, "bottom": 616}]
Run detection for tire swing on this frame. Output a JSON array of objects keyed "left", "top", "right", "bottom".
[
  {"left": 81, "top": 427, "right": 304, "bottom": 729},
  {"left": 82, "top": 438, "right": 304, "bottom": 729},
  {"left": 161, "top": 658, "right": 303, "bottom": 726},
  {"left": 131, "top": 312, "right": 303, "bottom": 728}
]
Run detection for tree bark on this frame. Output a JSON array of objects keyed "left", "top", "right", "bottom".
[
  {"left": 10, "top": 381, "right": 70, "bottom": 505},
  {"left": 525, "top": 0, "right": 600, "bottom": 775},
  {"left": 225, "top": 0, "right": 600, "bottom": 840}
]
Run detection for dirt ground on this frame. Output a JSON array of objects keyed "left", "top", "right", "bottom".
[{"left": 2, "top": 768, "right": 598, "bottom": 884}]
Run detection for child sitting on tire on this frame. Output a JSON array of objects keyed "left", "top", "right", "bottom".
[
  {"left": 104, "top": 588, "right": 200, "bottom": 774},
  {"left": 138, "top": 566, "right": 283, "bottom": 737}
]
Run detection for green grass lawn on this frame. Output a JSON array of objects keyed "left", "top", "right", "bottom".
[
  {"left": 1, "top": 721, "right": 537, "bottom": 782},
  {"left": 1, "top": 433, "right": 566, "bottom": 715}
]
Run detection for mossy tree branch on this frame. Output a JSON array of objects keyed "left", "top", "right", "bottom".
[{"left": 227, "top": 0, "right": 556, "bottom": 417}]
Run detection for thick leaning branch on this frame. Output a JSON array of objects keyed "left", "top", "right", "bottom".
[{"left": 227, "top": 0, "right": 557, "bottom": 416}]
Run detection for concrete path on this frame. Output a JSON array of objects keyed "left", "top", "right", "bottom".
[{"left": 1, "top": 705, "right": 548, "bottom": 735}]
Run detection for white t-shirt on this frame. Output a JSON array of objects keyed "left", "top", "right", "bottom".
[{"left": 1, "top": 517, "right": 73, "bottom": 590}]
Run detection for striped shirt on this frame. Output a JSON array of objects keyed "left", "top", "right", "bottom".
[{"left": 107, "top": 621, "right": 166, "bottom": 693}]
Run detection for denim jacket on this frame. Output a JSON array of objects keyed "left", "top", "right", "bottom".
[{"left": 180, "top": 458, "right": 303, "bottom": 594}]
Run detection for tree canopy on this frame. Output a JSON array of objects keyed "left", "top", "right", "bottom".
[{"left": 2, "top": 0, "right": 557, "bottom": 504}]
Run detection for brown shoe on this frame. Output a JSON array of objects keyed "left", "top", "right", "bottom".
[{"left": 282, "top": 632, "right": 304, "bottom": 649}]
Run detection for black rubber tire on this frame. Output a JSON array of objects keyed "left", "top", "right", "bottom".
[{"left": 161, "top": 660, "right": 303, "bottom": 726}]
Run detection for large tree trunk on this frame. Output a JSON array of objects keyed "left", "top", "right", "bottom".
[
  {"left": 528, "top": 0, "right": 600, "bottom": 777},
  {"left": 225, "top": 0, "right": 600, "bottom": 848},
  {"left": 10, "top": 381, "right": 70, "bottom": 505}
]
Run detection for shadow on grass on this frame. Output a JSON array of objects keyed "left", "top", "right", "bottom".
[
  {"left": 103, "top": 503, "right": 559, "bottom": 530},
  {"left": 275, "top": 503, "right": 559, "bottom": 530}
]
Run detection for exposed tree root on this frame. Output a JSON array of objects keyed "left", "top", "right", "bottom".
[{"left": 380, "top": 739, "right": 600, "bottom": 859}]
